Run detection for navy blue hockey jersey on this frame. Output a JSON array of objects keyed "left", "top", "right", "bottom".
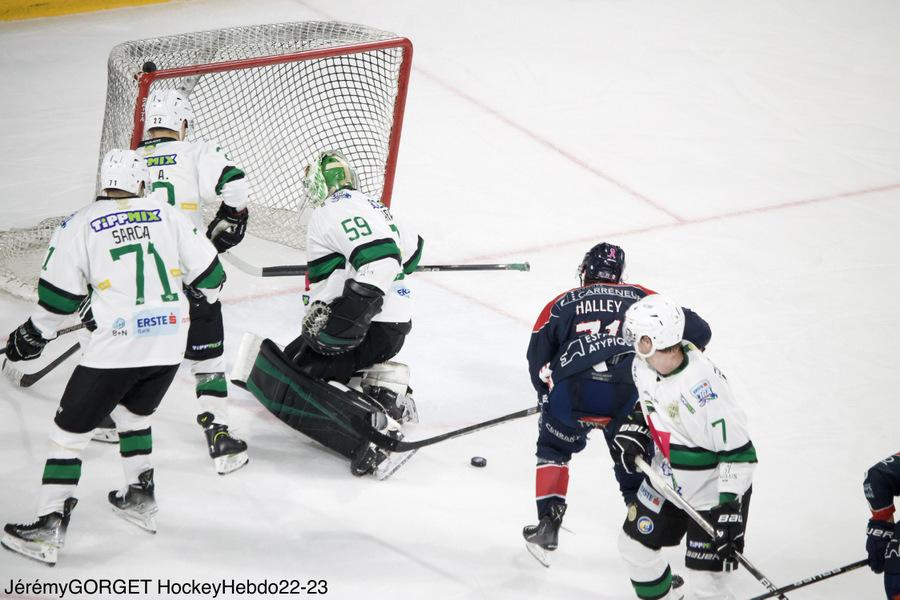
[
  {"left": 526, "top": 282, "right": 711, "bottom": 394},
  {"left": 866, "top": 452, "right": 900, "bottom": 521}
]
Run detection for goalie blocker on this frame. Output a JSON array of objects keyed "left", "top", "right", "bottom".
[{"left": 231, "top": 336, "right": 411, "bottom": 479}]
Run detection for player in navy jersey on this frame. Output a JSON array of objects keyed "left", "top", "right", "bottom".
[
  {"left": 865, "top": 452, "right": 900, "bottom": 599},
  {"left": 522, "top": 242, "right": 711, "bottom": 564}
]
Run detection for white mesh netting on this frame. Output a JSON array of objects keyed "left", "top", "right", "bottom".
[{"left": 0, "top": 21, "right": 410, "bottom": 300}]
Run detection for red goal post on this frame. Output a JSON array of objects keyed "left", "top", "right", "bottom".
[{"left": 0, "top": 22, "right": 413, "bottom": 299}]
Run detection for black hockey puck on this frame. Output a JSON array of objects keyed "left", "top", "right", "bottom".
[
  {"left": 142, "top": 61, "right": 158, "bottom": 73},
  {"left": 470, "top": 456, "right": 487, "bottom": 468}
]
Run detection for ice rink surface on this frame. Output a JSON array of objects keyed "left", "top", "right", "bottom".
[{"left": 1, "top": 0, "right": 899, "bottom": 598}]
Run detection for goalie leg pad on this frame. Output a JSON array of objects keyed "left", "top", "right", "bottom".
[{"left": 247, "top": 339, "right": 378, "bottom": 459}]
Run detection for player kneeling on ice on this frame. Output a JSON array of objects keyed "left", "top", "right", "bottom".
[
  {"left": 1, "top": 150, "right": 225, "bottom": 565},
  {"left": 611, "top": 294, "right": 757, "bottom": 600},
  {"left": 231, "top": 150, "right": 424, "bottom": 480},
  {"left": 90, "top": 88, "right": 250, "bottom": 474},
  {"left": 864, "top": 452, "right": 900, "bottom": 600}
]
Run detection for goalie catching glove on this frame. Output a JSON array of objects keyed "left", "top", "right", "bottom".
[
  {"left": 4, "top": 318, "right": 51, "bottom": 362},
  {"left": 610, "top": 404, "right": 653, "bottom": 475},
  {"left": 206, "top": 203, "right": 248, "bottom": 253},
  {"left": 300, "top": 279, "right": 384, "bottom": 356}
]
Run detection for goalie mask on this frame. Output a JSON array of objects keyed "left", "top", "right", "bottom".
[
  {"left": 303, "top": 150, "right": 360, "bottom": 206},
  {"left": 143, "top": 89, "right": 193, "bottom": 137},
  {"left": 579, "top": 242, "right": 626, "bottom": 285},
  {"left": 99, "top": 149, "right": 150, "bottom": 196},
  {"left": 623, "top": 294, "right": 684, "bottom": 358}
]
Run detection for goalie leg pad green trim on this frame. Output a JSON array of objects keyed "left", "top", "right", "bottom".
[{"left": 247, "top": 339, "right": 376, "bottom": 460}]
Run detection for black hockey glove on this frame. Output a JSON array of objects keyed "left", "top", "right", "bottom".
[
  {"left": 610, "top": 404, "right": 653, "bottom": 475},
  {"left": 5, "top": 318, "right": 50, "bottom": 362},
  {"left": 78, "top": 295, "right": 96, "bottom": 332},
  {"left": 710, "top": 497, "right": 745, "bottom": 570},
  {"left": 206, "top": 203, "right": 248, "bottom": 253},
  {"left": 302, "top": 280, "right": 384, "bottom": 356},
  {"left": 867, "top": 519, "right": 894, "bottom": 573}
]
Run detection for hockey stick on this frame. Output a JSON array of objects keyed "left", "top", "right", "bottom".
[
  {"left": 367, "top": 405, "right": 540, "bottom": 452},
  {"left": 0, "top": 322, "right": 85, "bottom": 356},
  {"left": 634, "top": 457, "right": 788, "bottom": 599},
  {"left": 747, "top": 559, "right": 868, "bottom": 600},
  {"left": 3, "top": 342, "right": 81, "bottom": 387},
  {"left": 223, "top": 252, "right": 530, "bottom": 277}
]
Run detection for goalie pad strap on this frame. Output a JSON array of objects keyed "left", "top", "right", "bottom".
[{"left": 247, "top": 339, "right": 376, "bottom": 459}]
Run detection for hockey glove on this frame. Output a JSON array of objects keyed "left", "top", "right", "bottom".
[
  {"left": 5, "top": 318, "right": 50, "bottom": 362},
  {"left": 867, "top": 519, "right": 895, "bottom": 573},
  {"left": 710, "top": 497, "right": 745, "bottom": 570},
  {"left": 886, "top": 536, "right": 900, "bottom": 598},
  {"left": 611, "top": 405, "right": 653, "bottom": 475},
  {"left": 303, "top": 280, "right": 384, "bottom": 356},
  {"left": 206, "top": 203, "right": 248, "bottom": 253},
  {"left": 78, "top": 295, "right": 96, "bottom": 332}
]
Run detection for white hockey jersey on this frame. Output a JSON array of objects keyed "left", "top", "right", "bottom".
[
  {"left": 632, "top": 343, "right": 757, "bottom": 510},
  {"left": 30, "top": 191, "right": 225, "bottom": 369},
  {"left": 304, "top": 189, "right": 423, "bottom": 324},
  {"left": 137, "top": 138, "right": 246, "bottom": 228}
]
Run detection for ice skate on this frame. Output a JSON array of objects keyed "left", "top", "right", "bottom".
[
  {"left": 523, "top": 503, "right": 566, "bottom": 567},
  {"left": 1, "top": 497, "right": 77, "bottom": 566},
  {"left": 92, "top": 414, "right": 118, "bottom": 443},
  {"left": 109, "top": 469, "right": 158, "bottom": 533},
  {"left": 197, "top": 412, "right": 249, "bottom": 475}
]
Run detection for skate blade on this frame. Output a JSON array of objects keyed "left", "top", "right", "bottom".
[
  {"left": 374, "top": 449, "right": 417, "bottom": 481},
  {"left": 1, "top": 534, "right": 58, "bottom": 566},
  {"left": 525, "top": 541, "right": 552, "bottom": 567},
  {"left": 111, "top": 505, "right": 158, "bottom": 534},
  {"left": 214, "top": 452, "right": 249, "bottom": 475},
  {"left": 92, "top": 428, "right": 119, "bottom": 443}
]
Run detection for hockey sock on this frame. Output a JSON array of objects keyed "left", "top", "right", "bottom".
[
  {"left": 112, "top": 406, "right": 152, "bottom": 485},
  {"left": 37, "top": 425, "right": 92, "bottom": 515},
  {"left": 689, "top": 571, "right": 735, "bottom": 600},
  {"left": 196, "top": 376, "right": 229, "bottom": 425},
  {"left": 535, "top": 462, "right": 569, "bottom": 517},
  {"left": 618, "top": 529, "right": 672, "bottom": 600}
]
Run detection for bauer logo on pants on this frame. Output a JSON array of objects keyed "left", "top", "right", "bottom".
[
  {"left": 637, "top": 516, "right": 654, "bottom": 534},
  {"left": 134, "top": 309, "right": 180, "bottom": 337}
]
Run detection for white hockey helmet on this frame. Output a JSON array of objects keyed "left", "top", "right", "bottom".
[
  {"left": 623, "top": 294, "right": 685, "bottom": 358},
  {"left": 143, "top": 89, "right": 193, "bottom": 137},
  {"left": 303, "top": 150, "right": 360, "bottom": 206},
  {"left": 99, "top": 149, "right": 150, "bottom": 196}
]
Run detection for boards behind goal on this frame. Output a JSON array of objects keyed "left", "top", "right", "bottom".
[{"left": 0, "top": 21, "right": 412, "bottom": 300}]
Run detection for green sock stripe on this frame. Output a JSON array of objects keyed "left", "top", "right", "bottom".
[
  {"left": 42, "top": 460, "right": 81, "bottom": 485},
  {"left": 119, "top": 431, "right": 152, "bottom": 457},
  {"left": 196, "top": 377, "right": 227, "bottom": 397},
  {"left": 632, "top": 567, "right": 672, "bottom": 600}
]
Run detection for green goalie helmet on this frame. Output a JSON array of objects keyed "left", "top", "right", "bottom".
[{"left": 303, "top": 150, "right": 360, "bottom": 206}]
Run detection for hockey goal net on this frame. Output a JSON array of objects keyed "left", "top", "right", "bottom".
[{"left": 0, "top": 21, "right": 412, "bottom": 300}]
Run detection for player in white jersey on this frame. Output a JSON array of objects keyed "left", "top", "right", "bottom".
[
  {"left": 609, "top": 294, "right": 757, "bottom": 599},
  {"left": 236, "top": 150, "right": 424, "bottom": 478},
  {"left": 1, "top": 150, "right": 225, "bottom": 565},
  {"left": 130, "top": 88, "right": 249, "bottom": 474}
]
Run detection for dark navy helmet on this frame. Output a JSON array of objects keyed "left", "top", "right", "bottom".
[{"left": 578, "top": 242, "right": 625, "bottom": 285}]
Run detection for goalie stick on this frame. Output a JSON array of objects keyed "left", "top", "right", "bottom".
[
  {"left": 365, "top": 405, "right": 539, "bottom": 452},
  {"left": 222, "top": 251, "right": 530, "bottom": 277},
  {"left": 747, "top": 558, "right": 868, "bottom": 600},
  {"left": 634, "top": 456, "right": 788, "bottom": 600}
]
